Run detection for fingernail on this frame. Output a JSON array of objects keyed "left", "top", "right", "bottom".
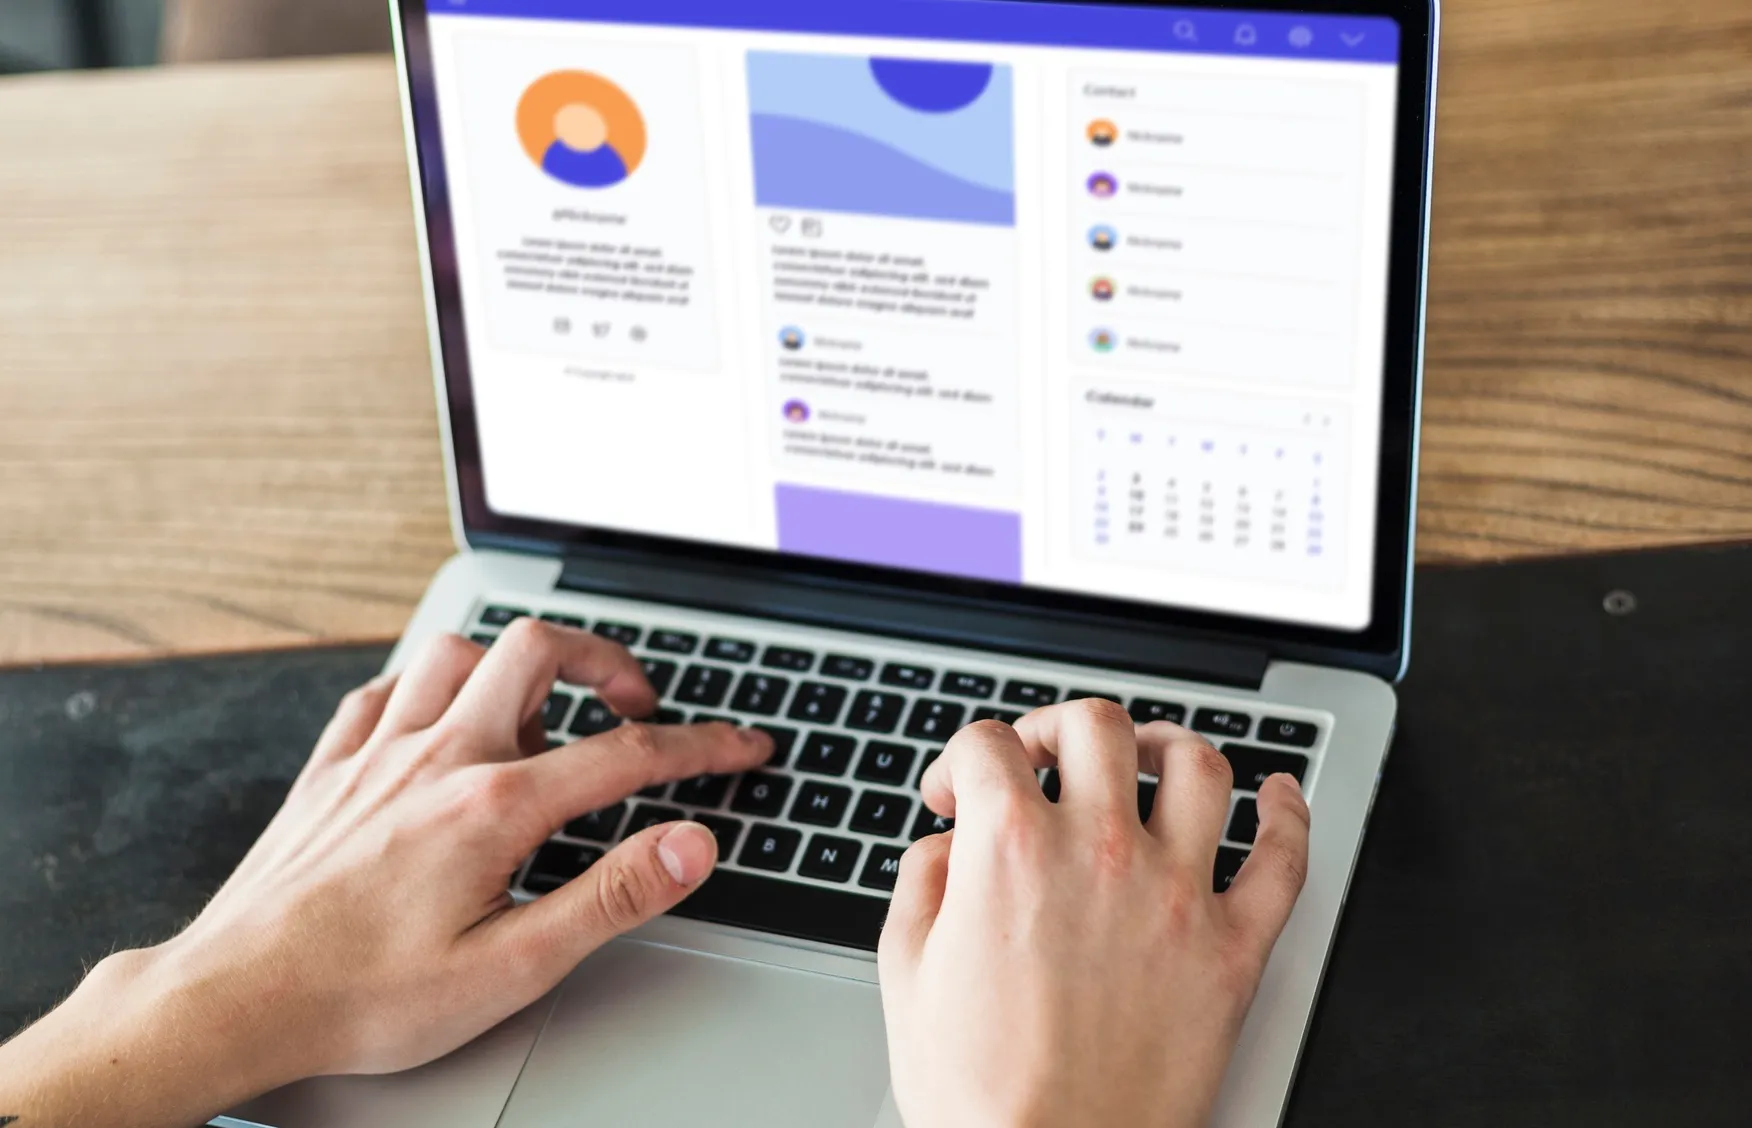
[
  {"left": 739, "top": 726, "right": 773, "bottom": 751},
  {"left": 657, "top": 823, "right": 717, "bottom": 886},
  {"left": 1270, "top": 773, "right": 1304, "bottom": 794}
]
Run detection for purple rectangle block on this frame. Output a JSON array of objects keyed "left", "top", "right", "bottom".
[{"left": 774, "top": 484, "right": 1023, "bottom": 585}]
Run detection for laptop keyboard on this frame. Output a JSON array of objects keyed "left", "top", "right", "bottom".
[{"left": 473, "top": 601, "right": 1327, "bottom": 953}]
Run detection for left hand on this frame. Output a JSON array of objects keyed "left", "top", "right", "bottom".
[{"left": 0, "top": 619, "right": 773, "bottom": 1127}]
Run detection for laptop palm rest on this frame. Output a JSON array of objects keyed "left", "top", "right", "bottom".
[{"left": 499, "top": 937, "right": 891, "bottom": 1128}]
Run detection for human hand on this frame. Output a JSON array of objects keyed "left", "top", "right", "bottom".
[
  {"left": 879, "top": 700, "right": 1310, "bottom": 1128},
  {"left": 0, "top": 620, "right": 771, "bottom": 1128}
]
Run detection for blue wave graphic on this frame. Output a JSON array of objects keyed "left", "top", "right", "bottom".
[{"left": 751, "top": 114, "right": 1016, "bottom": 227}]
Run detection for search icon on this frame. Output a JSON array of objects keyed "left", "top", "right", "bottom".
[{"left": 1172, "top": 19, "right": 1196, "bottom": 41}]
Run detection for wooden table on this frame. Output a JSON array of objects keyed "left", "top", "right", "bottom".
[{"left": 2, "top": 0, "right": 1749, "bottom": 668}]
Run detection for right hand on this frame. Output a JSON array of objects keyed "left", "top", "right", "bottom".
[{"left": 878, "top": 700, "right": 1311, "bottom": 1128}]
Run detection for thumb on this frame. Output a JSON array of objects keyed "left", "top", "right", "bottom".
[{"left": 509, "top": 821, "right": 719, "bottom": 969}]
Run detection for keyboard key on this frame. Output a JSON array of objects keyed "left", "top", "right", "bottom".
[
  {"left": 638, "top": 784, "right": 669, "bottom": 799},
  {"left": 915, "top": 750, "right": 941, "bottom": 788},
  {"left": 820, "top": 654, "right": 875, "bottom": 681},
  {"left": 941, "top": 671, "right": 996, "bottom": 699},
  {"left": 799, "top": 834, "right": 861, "bottom": 883},
  {"left": 1129, "top": 698, "right": 1187, "bottom": 725},
  {"left": 1258, "top": 718, "right": 1320, "bottom": 748},
  {"left": 692, "top": 814, "right": 744, "bottom": 862},
  {"left": 738, "top": 824, "right": 802, "bottom": 872},
  {"left": 1227, "top": 798, "right": 1259, "bottom": 844},
  {"left": 1066, "top": 690, "right": 1122, "bottom": 704},
  {"left": 904, "top": 699, "right": 966, "bottom": 742},
  {"left": 654, "top": 707, "right": 686, "bottom": 725},
  {"left": 469, "top": 632, "right": 497, "bottom": 648},
  {"left": 542, "top": 692, "right": 575, "bottom": 731},
  {"left": 1221, "top": 745, "right": 1310, "bottom": 791},
  {"left": 1193, "top": 708, "right": 1252, "bottom": 738},
  {"left": 593, "top": 621, "right": 643, "bottom": 647},
  {"left": 480, "top": 605, "right": 527, "bottom": 627},
  {"left": 859, "top": 845, "right": 907, "bottom": 892},
  {"left": 786, "top": 682, "right": 848, "bottom": 725},
  {"left": 880, "top": 662, "right": 935, "bottom": 690},
  {"left": 692, "top": 714, "right": 738, "bottom": 727},
  {"left": 1042, "top": 768, "right": 1061, "bottom": 802},
  {"left": 647, "top": 629, "right": 700, "bottom": 655},
  {"left": 910, "top": 806, "right": 955, "bottom": 840},
  {"left": 622, "top": 804, "right": 686, "bottom": 839},
  {"left": 795, "top": 733, "right": 857, "bottom": 777},
  {"left": 705, "top": 637, "right": 757, "bottom": 663},
  {"left": 539, "top": 613, "right": 585, "bottom": 629},
  {"left": 672, "top": 774, "right": 734, "bottom": 809},
  {"left": 545, "top": 737, "right": 564, "bottom": 752},
  {"left": 750, "top": 724, "right": 798, "bottom": 768},
  {"left": 846, "top": 690, "right": 906, "bottom": 734},
  {"left": 762, "top": 646, "right": 815, "bottom": 672},
  {"left": 1002, "top": 680, "right": 1058, "bottom": 707},
  {"left": 523, "top": 841, "right": 603, "bottom": 892},
  {"left": 849, "top": 790, "right": 913, "bottom": 837},
  {"left": 568, "top": 697, "right": 621, "bottom": 737},
  {"left": 640, "top": 658, "right": 678, "bottom": 698},
  {"left": 675, "top": 665, "right": 734, "bottom": 707},
  {"left": 971, "top": 706, "right": 1023, "bottom": 725},
  {"left": 669, "top": 870, "right": 889, "bottom": 950},
  {"left": 855, "top": 741, "right": 917, "bottom": 787},
  {"left": 730, "top": 672, "right": 790, "bottom": 716},
  {"left": 792, "top": 782, "right": 852, "bottom": 827},
  {"left": 565, "top": 802, "right": 627, "bottom": 842},
  {"left": 730, "top": 772, "right": 793, "bottom": 818},
  {"left": 1214, "top": 847, "right": 1248, "bottom": 892}
]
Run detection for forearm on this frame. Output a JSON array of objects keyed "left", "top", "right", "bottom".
[{"left": 0, "top": 943, "right": 295, "bottom": 1128}]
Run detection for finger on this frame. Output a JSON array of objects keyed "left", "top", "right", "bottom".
[
  {"left": 1148, "top": 724, "right": 1234, "bottom": 867},
  {"left": 878, "top": 831, "right": 952, "bottom": 981},
  {"left": 520, "top": 721, "right": 773, "bottom": 838},
  {"left": 919, "top": 720, "right": 1047, "bottom": 823},
  {"left": 499, "top": 820, "right": 721, "bottom": 972},
  {"left": 446, "top": 619, "right": 655, "bottom": 749},
  {"left": 308, "top": 673, "right": 397, "bottom": 766},
  {"left": 1010, "top": 699, "right": 1140, "bottom": 817},
  {"left": 378, "top": 633, "right": 487, "bottom": 735},
  {"left": 1223, "top": 774, "right": 1311, "bottom": 954}
]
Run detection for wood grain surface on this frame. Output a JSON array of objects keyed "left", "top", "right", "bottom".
[{"left": 2, "top": 0, "right": 1749, "bottom": 667}]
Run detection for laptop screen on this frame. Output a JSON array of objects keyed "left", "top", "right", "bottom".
[{"left": 421, "top": 0, "right": 1405, "bottom": 632}]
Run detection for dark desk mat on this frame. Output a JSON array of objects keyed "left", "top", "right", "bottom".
[{"left": 3, "top": 545, "right": 1748, "bottom": 1123}]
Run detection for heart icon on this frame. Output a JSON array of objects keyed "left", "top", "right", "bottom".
[{"left": 770, "top": 215, "right": 793, "bottom": 234}]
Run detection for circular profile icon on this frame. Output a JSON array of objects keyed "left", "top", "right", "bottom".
[
  {"left": 783, "top": 399, "right": 812, "bottom": 423},
  {"left": 1089, "top": 328, "right": 1117, "bottom": 353},
  {"left": 516, "top": 71, "right": 647, "bottom": 189},
  {"left": 1087, "top": 119, "right": 1118, "bottom": 147},
  {"left": 779, "top": 326, "right": 806, "bottom": 351},
  {"left": 1088, "top": 224, "right": 1118, "bottom": 252},
  {"left": 1090, "top": 277, "right": 1115, "bottom": 302},
  {"left": 1087, "top": 171, "right": 1118, "bottom": 199}
]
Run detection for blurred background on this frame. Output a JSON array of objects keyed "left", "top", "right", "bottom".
[{"left": 0, "top": 0, "right": 391, "bottom": 70}]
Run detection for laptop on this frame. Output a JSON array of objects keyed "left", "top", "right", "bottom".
[{"left": 222, "top": 0, "right": 1436, "bottom": 1124}]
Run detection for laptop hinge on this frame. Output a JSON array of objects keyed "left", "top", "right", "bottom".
[{"left": 555, "top": 551, "right": 1269, "bottom": 690}]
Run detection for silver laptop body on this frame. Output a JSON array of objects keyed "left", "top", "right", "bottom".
[{"left": 225, "top": 1, "right": 1437, "bottom": 1124}]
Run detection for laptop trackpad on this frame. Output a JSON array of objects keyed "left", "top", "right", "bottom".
[{"left": 499, "top": 937, "right": 891, "bottom": 1128}]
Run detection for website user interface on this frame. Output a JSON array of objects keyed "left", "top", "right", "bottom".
[{"left": 425, "top": 0, "right": 1403, "bottom": 630}]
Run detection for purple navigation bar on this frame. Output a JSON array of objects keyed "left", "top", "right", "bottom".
[
  {"left": 774, "top": 484, "right": 1024, "bottom": 584},
  {"left": 427, "top": 0, "right": 1401, "bottom": 66}
]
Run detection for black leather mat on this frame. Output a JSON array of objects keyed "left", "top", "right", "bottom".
[{"left": 2, "top": 545, "right": 1748, "bottom": 1123}]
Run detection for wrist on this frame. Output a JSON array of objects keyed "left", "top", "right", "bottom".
[{"left": 0, "top": 941, "right": 310, "bottom": 1128}]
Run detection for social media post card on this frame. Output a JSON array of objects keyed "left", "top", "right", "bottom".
[
  {"left": 768, "top": 325, "right": 1022, "bottom": 509},
  {"left": 452, "top": 34, "right": 720, "bottom": 370}
]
